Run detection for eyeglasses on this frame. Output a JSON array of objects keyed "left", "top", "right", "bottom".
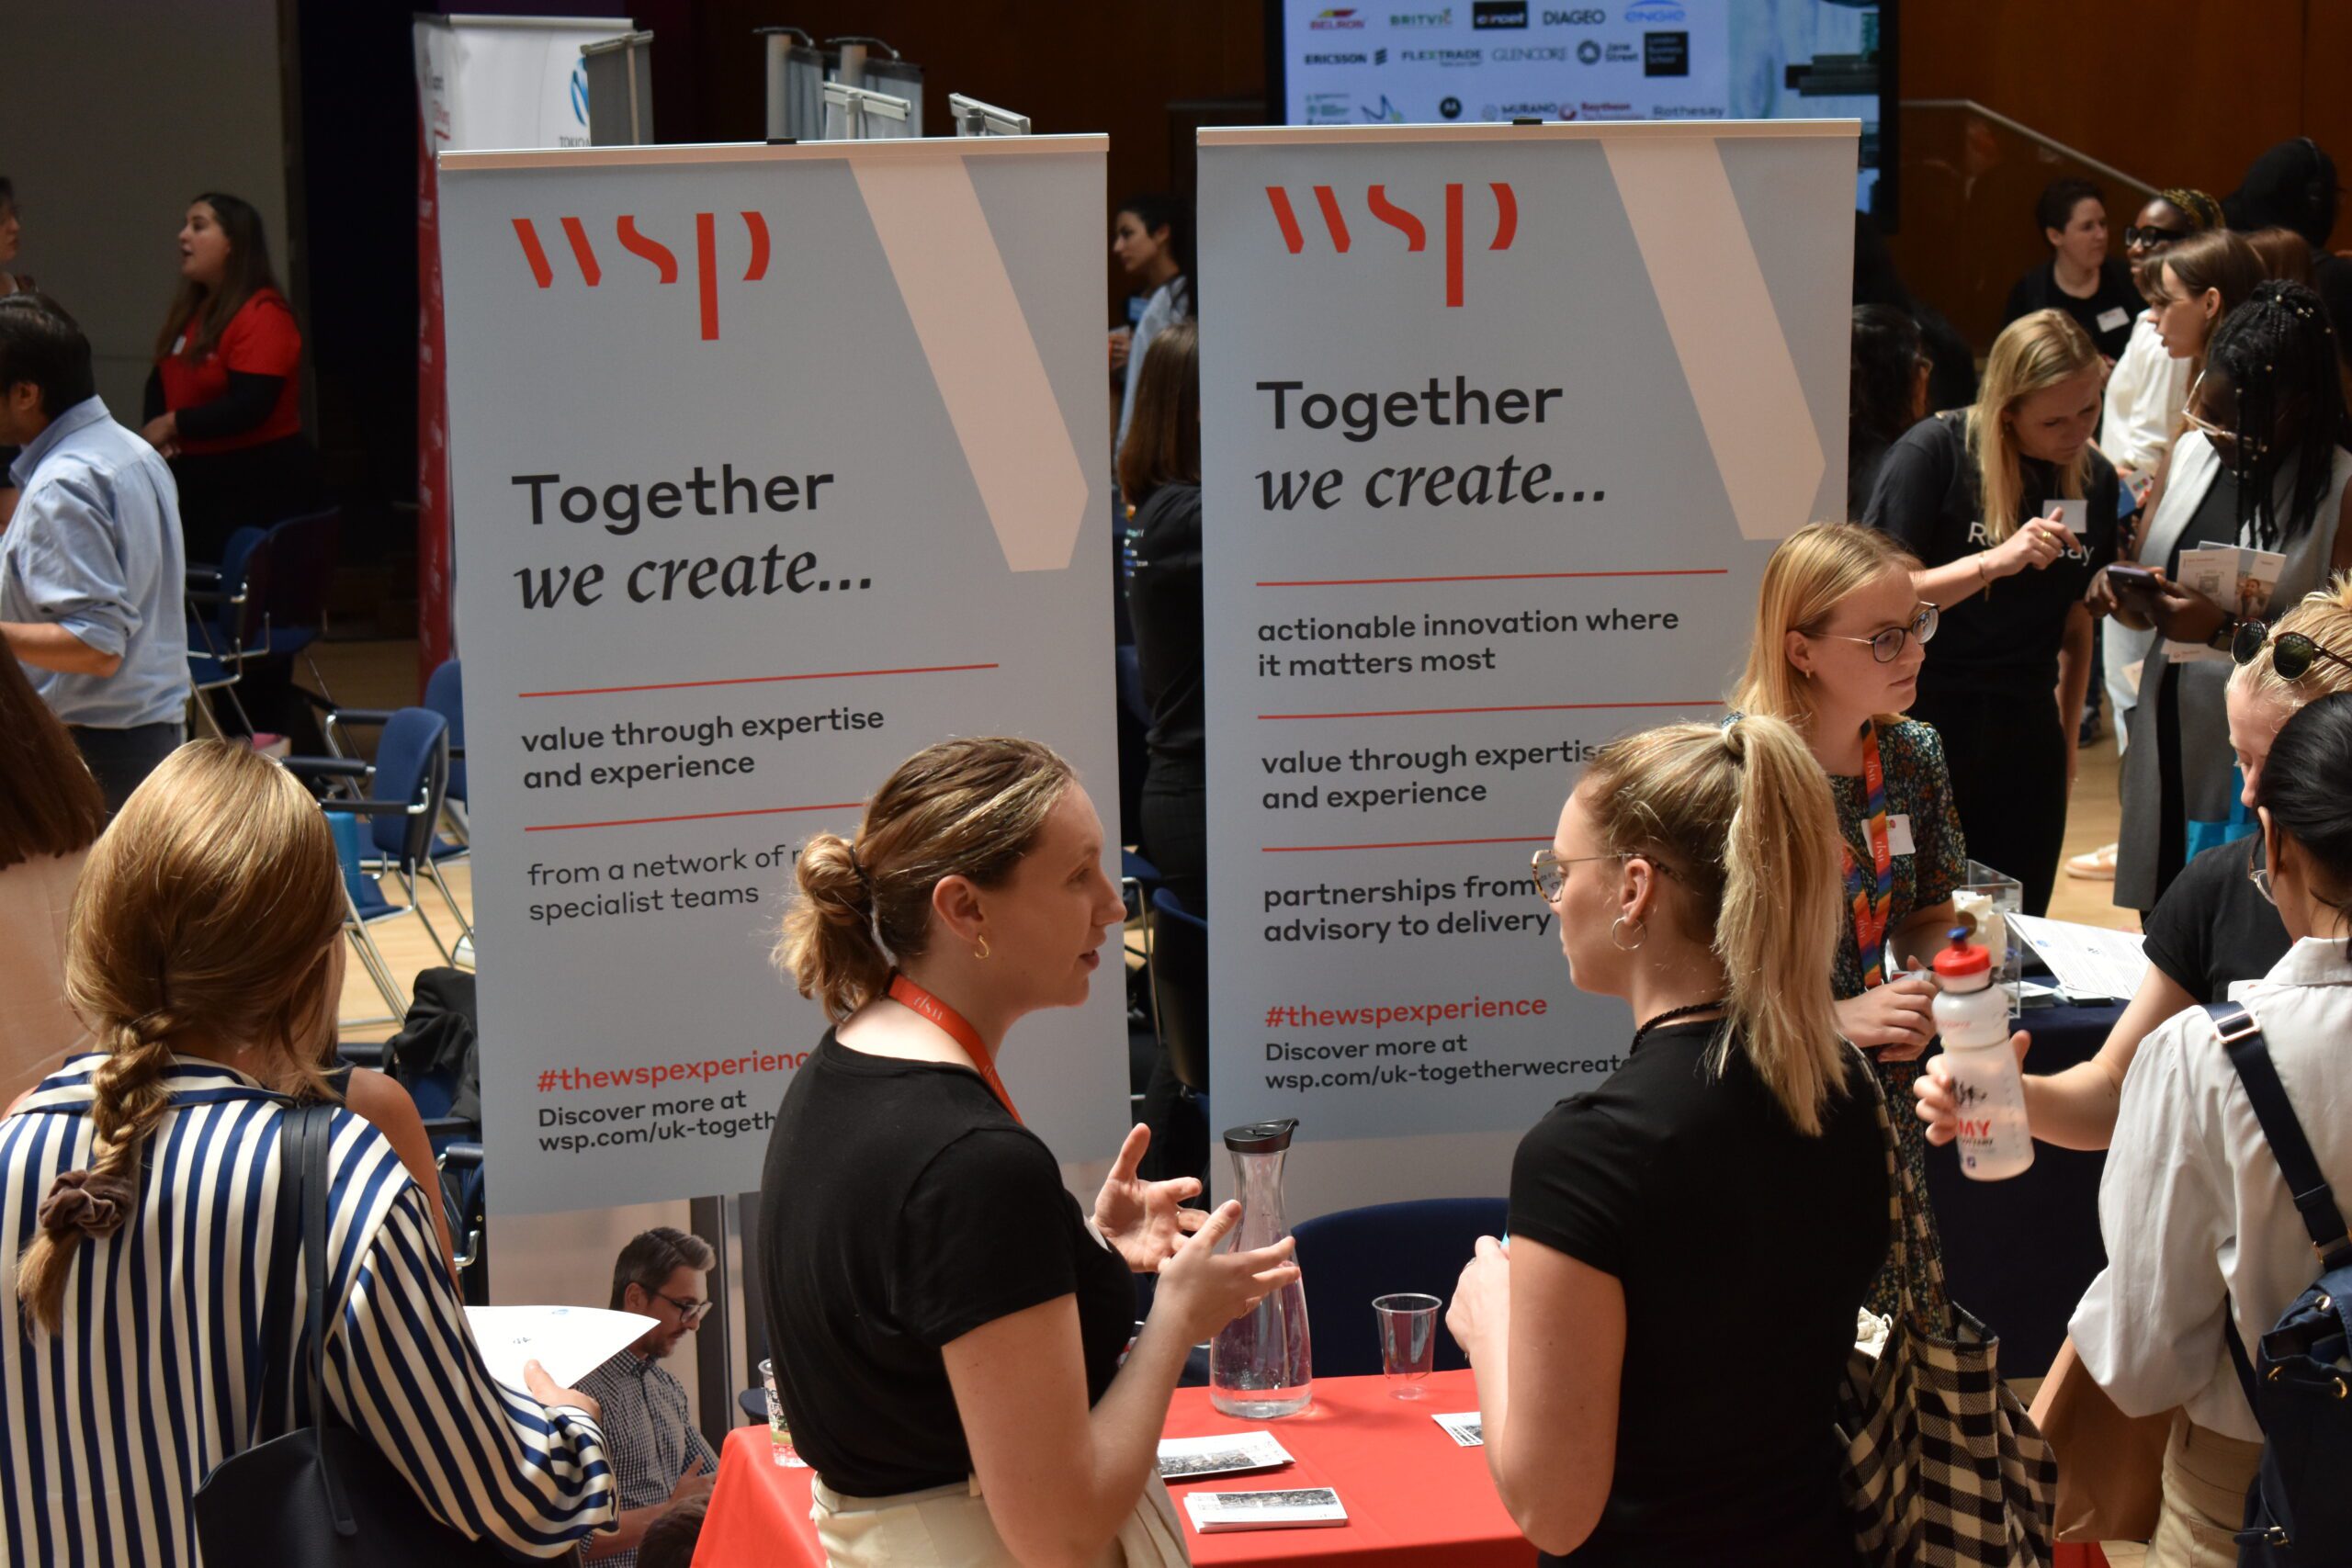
[
  {"left": 2231, "top": 618, "right": 2352, "bottom": 682},
  {"left": 1805, "top": 603, "right": 1939, "bottom": 664},
  {"left": 655, "top": 1291, "right": 713, "bottom": 1326},
  {"left": 2124, "top": 224, "right": 2188, "bottom": 248},
  {"left": 2247, "top": 834, "right": 2276, "bottom": 907},
  {"left": 1530, "top": 848, "right": 1679, "bottom": 905}
]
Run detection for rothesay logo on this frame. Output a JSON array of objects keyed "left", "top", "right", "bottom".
[
  {"left": 1262, "top": 180, "right": 1521, "bottom": 307},
  {"left": 510, "top": 211, "right": 771, "bottom": 341}
]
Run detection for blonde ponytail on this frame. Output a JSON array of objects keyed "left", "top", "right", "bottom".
[{"left": 1582, "top": 715, "right": 1849, "bottom": 1134}]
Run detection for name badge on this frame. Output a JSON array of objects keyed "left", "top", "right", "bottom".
[
  {"left": 2096, "top": 307, "right": 2132, "bottom": 333},
  {"left": 1887, "top": 814, "right": 1917, "bottom": 857}
]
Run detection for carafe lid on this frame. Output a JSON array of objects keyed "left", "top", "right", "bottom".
[{"left": 1222, "top": 1118, "right": 1299, "bottom": 1154}]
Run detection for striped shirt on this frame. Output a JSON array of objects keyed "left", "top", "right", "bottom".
[{"left": 0, "top": 1055, "right": 616, "bottom": 1565}]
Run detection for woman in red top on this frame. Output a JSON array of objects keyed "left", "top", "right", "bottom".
[{"left": 141, "top": 192, "right": 320, "bottom": 564}]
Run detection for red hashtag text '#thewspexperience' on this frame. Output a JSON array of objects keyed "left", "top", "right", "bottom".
[{"left": 1264, "top": 996, "right": 1550, "bottom": 1032}]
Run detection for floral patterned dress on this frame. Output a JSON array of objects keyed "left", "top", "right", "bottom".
[{"left": 1826, "top": 718, "right": 1969, "bottom": 1320}]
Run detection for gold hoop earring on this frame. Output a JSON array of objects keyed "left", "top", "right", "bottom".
[
  {"left": 974, "top": 934, "right": 991, "bottom": 961},
  {"left": 1610, "top": 916, "right": 1645, "bottom": 953}
]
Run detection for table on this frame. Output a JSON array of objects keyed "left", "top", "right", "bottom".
[{"left": 691, "top": 1369, "right": 1534, "bottom": 1567}]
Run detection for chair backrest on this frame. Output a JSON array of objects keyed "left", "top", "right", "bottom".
[
  {"left": 367, "top": 707, "right": 450, "bottom": 868},
  {"left": 1290, "top": 1197, "right": 1509, "bottom": 1378},
  {"left": 261, "top": 507, "right": 341, "bottom": 635},
  {"left": 1148, "top": 887, "right": 1209, "bottom": 1091},
  {"left": 424, "top": 659, "right": 465, "bottom": 801},
  {"left": 192, "top": 525, "right": 270, "bottom": 656},
  {"left": 1114, "top": 643, "right": 1149, "bottom": 854}
]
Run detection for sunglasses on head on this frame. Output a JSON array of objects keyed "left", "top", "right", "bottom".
[
  {"left": 2125, "top": 224, "right": 2188, "bottom": 248},
  {"left": 2230, "top": 618, "right": 2352, "bottom": 681}
]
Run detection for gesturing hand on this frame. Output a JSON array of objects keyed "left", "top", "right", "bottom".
[{"left": 1093, "top": 1122, "right": 1207, "bottom": 1273}]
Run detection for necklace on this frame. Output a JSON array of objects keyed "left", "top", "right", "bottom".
[{"left": 1631, "top": 998, "right": 1728, "bottom": 1054}]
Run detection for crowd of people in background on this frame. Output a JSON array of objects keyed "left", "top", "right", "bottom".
[{"left": 4, "top": 125, "right": 2352, "bottom": 1568}]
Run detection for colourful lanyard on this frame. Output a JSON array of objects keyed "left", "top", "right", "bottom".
[
  {"left": 1841, "top": 722, "right": 1895, "bottom": 989},
  {"left": 888, "top": 973, "right": 1023, "bottom": 1124}
]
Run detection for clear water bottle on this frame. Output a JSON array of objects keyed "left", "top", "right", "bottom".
[
  {"left": 1209, "top": 1118, "right": 1313, "bottom": 1418},
  {"left": 1930, "top": 927, "right": 2034, "bottom": 1181}
]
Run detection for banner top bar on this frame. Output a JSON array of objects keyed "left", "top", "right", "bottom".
[
  {"left": 1199, "top": 118, "right": 1860, "bottom": 147},
  {"left": 441, "top": 134, "right": 1107, "bottom": 174}
]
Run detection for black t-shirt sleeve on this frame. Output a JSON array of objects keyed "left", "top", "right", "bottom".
[
  {"left": 2003, "top": 268, "right": 2040, "bottom": 325},
  {"left": 894, "top": 1127, "right": 1084, "bottom": 1348},
  {"left": 1861, "top": 420, "right": 1952, "bottom": 558},
  {"left": 173, "top": 370, "right": 287, "bottom": 442},
  {"left": 1508, "top": 1097, "right": 1647, "bottom": 1277},
  {"left": 2138, "top": 852, "right": 2215, "bottom": 1000}
]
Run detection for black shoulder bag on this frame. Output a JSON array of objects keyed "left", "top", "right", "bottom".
[{"left": 192, "top": 1102, "right": 519, "bottom": 1563}]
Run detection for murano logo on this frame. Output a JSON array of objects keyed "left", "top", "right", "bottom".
[
  {"left": 1262, "top": 182, "right": 1519, "bottom": 306},
  {"left": 509, "top": 211, "right": 772, "bottom": 341}
]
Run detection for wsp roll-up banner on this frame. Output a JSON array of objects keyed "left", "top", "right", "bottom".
[
  {"left": 1198, "top": 121, "right": 1854, "bottom": 1218},
  {"left": 438, "top": 139, "right": 1124, "bottom": 1215},
  {"left": 414, "top": 16, "right": 629, "bottom": 687}
]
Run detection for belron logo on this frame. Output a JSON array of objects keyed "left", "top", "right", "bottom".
[
  {"left": 509, "top": 211, "right": 772, "bottom": 341},
  {"left": 1263, "top": 182, "right": 1519, "bottom": 306}
]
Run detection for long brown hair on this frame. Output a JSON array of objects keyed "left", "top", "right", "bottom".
[
  {"left": 1965, "top": 310, "right": 2101, "bottom": 546},
  {"left": 0, "top": 650, "right": 105, "bottom": 869},
  {"left": 152, "top": 192, "right": 280, "bottom": 363},
  {"left": 1117, "top": 320, "right": 1200, "bottom": 502},
  {"left": 1580, "top": 716, "right": 1849, "bottom": 1134},
  {"left": 17, "top": 742, "right": 345, "bottom": 1334},
  {"left": 777, "top": 738, "right": 1077, "bottom": 1022},
  {"left": 1734, "top": 523, "right": 1922, "bottom": 731}
]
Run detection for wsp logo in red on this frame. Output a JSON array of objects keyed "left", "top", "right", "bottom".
[
  {"left": 509, "top": 211, "right": 771, "bottom": 341},
  {"left": 1264, "top": 182, "right": 1519, "bottom": 307}
]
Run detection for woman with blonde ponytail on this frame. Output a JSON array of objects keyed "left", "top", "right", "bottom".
[
  {"left": 1447, "top": 716, "right": 1889, "bottom": 1567},
  {"left": 759, "top": 737, "right": 1296, "bottom": 1568},
  {"left": 0, "top": 742, "right": 616, "bottom": 1565}
]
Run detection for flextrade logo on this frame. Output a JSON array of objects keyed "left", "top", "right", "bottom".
[
  {"left": 1404, "top": 46, "right": 1482, "bottom": 65},
  {"left": 510, "top": 210, "right": 771, "bottom": 341},
  {"left": 1309, "top": 6, "right": 1367, "bottom": 27},
  {"left": 1263, "top": 180, "right": 1520, "bottom": 307}
]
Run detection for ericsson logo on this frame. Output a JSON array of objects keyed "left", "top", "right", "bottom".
[
  {"left": 1262, "top": 181, "right": 1521, "bottom": 308},
  {"left": 511, "top": 211, "right": 772, "bottom": 341}
]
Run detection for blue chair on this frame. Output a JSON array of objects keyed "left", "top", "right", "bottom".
[
  {"left": 1146, "top": 888, "right": 1209, "bottom": 1093},
  {"left": 184, "top": 525, "right": 268, "bottom": 737},
  {"left": 286, "top": 708, "right": 472, "bottom": 967},
  {"left": 424, "top": 658, "right": 468, "bottom": 844},
  {"left": 323, "top": 807, "right": 410, "bottom": 1028},
  {"left": 1290, "top": 1197, "right": 1508, "bottom": 1378},
  {"left": 438, "top": 1139, "right": 489, "bottom": 1303},
  {"left": 252, "top": 508, "right": 341, "bottom": 678}
]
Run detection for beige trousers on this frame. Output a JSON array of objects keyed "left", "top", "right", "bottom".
[
  {"left": 2144, "top": 1414, "right": 2265, "bottom": 1568},
  {"left": 811, "top": 1473, "right": 1188, "bottom": 1568}
]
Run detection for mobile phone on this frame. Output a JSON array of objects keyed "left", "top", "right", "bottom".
[{"left": 2106, "top": 562, "right": 2161, "bottom": 596}]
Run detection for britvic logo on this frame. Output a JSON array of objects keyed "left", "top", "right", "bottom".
[
  {"left": 1263, "top": 181, "right": 1520, "bottom": 307},
  {"left": 510, "top": 211, "right": 771, "bottom": 341}
]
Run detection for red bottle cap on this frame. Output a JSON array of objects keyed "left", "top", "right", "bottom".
[{"left": 1932, "top": 927, "right": 1991, "bottom": 979}]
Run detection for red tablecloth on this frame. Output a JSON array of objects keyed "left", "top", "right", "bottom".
[{"left": 692, "top": 1368, "right": 1534, "bottom": 1568}]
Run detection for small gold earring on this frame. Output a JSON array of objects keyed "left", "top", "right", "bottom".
[{"left": 975, "top": 934, "right": 991, "bottom": 960}]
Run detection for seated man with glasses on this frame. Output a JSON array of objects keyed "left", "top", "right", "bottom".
[{"left": 581, "top": 1226, "right": 722, "bottom": 1565}]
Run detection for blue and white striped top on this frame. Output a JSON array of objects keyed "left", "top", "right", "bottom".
[{"left": 0, "top": 1055, "right": 616, "bottom": 1565}]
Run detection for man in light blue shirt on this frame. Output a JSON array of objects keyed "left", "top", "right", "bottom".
[{"left": 0, "top": 296, "right": 188, "bottom": 809}]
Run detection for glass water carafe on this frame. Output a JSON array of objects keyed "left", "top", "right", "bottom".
[{"left": 1208, "top": 1118, "right": 1313, "bottom": 1417}]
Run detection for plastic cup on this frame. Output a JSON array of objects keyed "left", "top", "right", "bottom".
[
  {"left": 1373, "top": 1293, "right": 1441, "bottom": 1399},
  {"left": 760, "top": 1356, "right": 807, "bottom": 1468}
]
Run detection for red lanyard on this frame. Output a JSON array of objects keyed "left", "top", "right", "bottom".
[
  {"left": 1839, "top": 722, "right": 1895, "bottom": 989},
  {"left": 888, "top": 973, "right": 1023, "bottom": 1124}
]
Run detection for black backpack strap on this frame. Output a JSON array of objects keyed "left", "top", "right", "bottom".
[
  {"left": 2207, "top": 1003, "right": 2352, "bottom": 1271},
  {"left": 289, "top": 1104, "right": 357, "bottom": 1538}
]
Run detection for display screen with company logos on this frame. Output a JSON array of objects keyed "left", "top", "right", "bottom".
[{"left": 1277, "top": 0, "right": 1892, "bottom": 213}]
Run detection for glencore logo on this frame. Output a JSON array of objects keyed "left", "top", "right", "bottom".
[
  {"left": 1263, "top": 181, "right": 1520, "bottom": 308},
  {"left": 510, "top": 211, "right": 770, "bottom": 341},
  {"left": 1308, "top": 6, "right": 1367, "bottom": 27}
]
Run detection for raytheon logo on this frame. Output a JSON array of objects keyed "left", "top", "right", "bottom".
[
  {"left": 511, "top": 210, "right": 770, "bottom": 341},
  {"left": 1263, "top": 180, "right": 1520, "bottom": 308}
]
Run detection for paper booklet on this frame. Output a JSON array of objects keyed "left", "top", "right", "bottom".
[
  {"left": 2165, "top": 541, "right": 2286, "bottom": 664},
  {"left": 1432, "top": 1410, "right": 1485, "bottom": 1448},
  {"left": 1157, "top": 1430, "right": 1295, "bottom": 1481},
  {"left": 464, "top": 1305, "right": 660, "bottom": 1392},
  {"left": 1184, "top": 1487, "right": 1349, "bottom": 1533},
  {"left": 2007, "top": 913, "right": 2151, "bottom": 1002}
]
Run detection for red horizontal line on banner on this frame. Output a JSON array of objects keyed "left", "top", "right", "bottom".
[
  {"left": 1264, "top": 835, "right": 1550, "bottom": 852},
  {"left": 525, "top": 802, "right": 863, "bottom": 833},
  {"left": 1259, "top": 698, "right": 1724, "bottom": 720},
  {"left": 517, "top": 662, "right": 1000, "bottom": 698},
  {"left": 1255, "top": 569, "right": 1729, "bottom": 587}
]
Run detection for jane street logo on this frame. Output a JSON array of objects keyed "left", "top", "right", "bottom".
[
  {"left": 1262, "top": 180, "right": 1520, "bottom": 307},
  {"left": 510, "top": 211, "right": 771, "bottom": 342}
]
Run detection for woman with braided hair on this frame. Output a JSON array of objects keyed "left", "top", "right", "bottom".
[
  {"left": 0, "top": 741, "right": 617, "bottom": 1564},
  {"left": 2102, "top": 280, "right": 2352, "bottom": 912}
]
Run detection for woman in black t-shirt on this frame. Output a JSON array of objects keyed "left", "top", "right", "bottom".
[
  {"left": 758, "top": 737, "right": 1295, "bottom": 1568},
  {"left": 1447, "top": 716, "right": 1889, "bottom": 1567},
  {"left": 2002, "top": 178, "right": 2143, "bottom": 362},
  {"left": 1864, "top": 309, "right": 2119, "bottom": 915},
  {"left": 1917, "top": 578, "right": 2352, "bottom": 1153}
]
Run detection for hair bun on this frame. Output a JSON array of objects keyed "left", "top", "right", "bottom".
[{"left": 795, "top": 833, "right": 873, "bottom": 921}]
